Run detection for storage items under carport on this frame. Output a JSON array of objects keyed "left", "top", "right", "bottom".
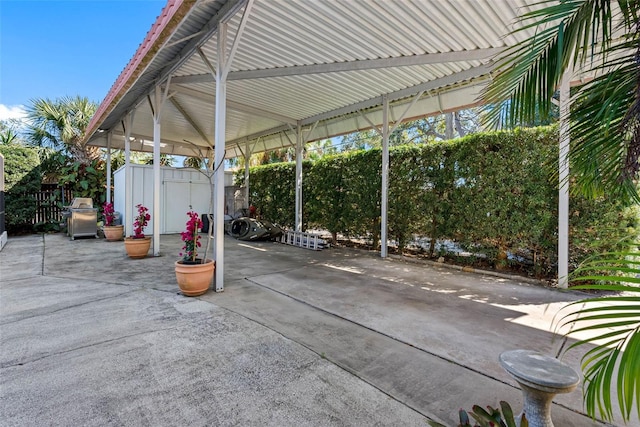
[{"left": 63, "top": 198, "right": 98, "bottom": 240}]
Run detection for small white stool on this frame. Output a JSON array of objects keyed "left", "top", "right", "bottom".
[{"left": 499, "top": 349, "right": 580, "bottom": 427}]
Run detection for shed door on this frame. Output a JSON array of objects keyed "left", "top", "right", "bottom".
[
  {"left": 164, "top": 181, "right": 191, "bottom": 233},
  {"left": 163, "top": 180, "right": 212, "bottom": 233}
]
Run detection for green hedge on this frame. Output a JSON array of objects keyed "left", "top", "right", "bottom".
[
  {"left": 237, "top": 126, "right": 639, "bottom": 277},
  {"left": 447, "top": 128, "right": 559, "bottom": 272},
  {"left": 244, "top": 162, "right": 311, "bottom": 228},
  {"left": 306, "top": 154, "right": 346, "bottom": 242},
  {"left": 0, "top": 144, "right": 41, "bottom": 233}
]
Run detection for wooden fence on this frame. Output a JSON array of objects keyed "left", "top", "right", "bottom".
[{"left": 31, "top": 184, "right": 73, "bottom": 225}]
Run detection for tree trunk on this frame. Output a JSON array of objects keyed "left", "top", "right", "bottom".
[
  {"left": 69, "top": 142, "right": 101, "bottom": 166},
  {"left": 429, "top": 215, "right": 437, "bottom": 257},
  {"left": 445, "top": 113, "right": 454, "bottom": 139},
  {"left": 372, "top": 217, "right": 380, "bottom": 251},
  {"left": 454, "top": 112, "right": 467, "bottom": 137}
]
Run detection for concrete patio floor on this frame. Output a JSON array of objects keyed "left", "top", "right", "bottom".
[{"left": 0, "top": 233, "right": 616, "bottom": 426}]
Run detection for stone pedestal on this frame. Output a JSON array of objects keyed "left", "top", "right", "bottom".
[{"left": 499, "top": 349, "right": 580, "bottom": 427}]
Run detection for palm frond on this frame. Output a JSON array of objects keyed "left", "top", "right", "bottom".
[
  {"left": 570, "top": 37, "right": 640, "bottom": 201},
  {"left": 25, "top": 96, "right": 98, "bottom": 164},
  {"left": 483, "top": 0, "right": 616, "bottom": 127},
  {"left": 557, "top": 246, "right": 640, "bottom": 422},
  {"left": 483, "top": 0, "right": 640, "bottom": 202}
]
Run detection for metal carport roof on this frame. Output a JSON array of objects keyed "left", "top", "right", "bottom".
[
  {"left": 84, "top": 0, "right": 569, "bottom": 292},
  {"left": 84, "top": 0, "right": 544, "bottom": 158}
]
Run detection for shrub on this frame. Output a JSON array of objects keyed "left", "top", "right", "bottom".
[
  {"left": 306, "top": 154, "right": 347, "bottom": 242},
  {"left": 242, "top": 126, "right": 639, "bottom": 279},
  {"left": 0, "top": 144, "right": 41, "bottom": 233}
]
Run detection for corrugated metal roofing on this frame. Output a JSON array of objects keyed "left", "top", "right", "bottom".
[{"left": 85, "top": 0, "right": 551, "bottom": 158}]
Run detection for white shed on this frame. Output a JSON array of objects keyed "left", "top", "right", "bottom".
[{"left": 114, "top": 164, "right": 234, "bottom": 234}]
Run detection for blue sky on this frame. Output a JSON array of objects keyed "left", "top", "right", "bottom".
[{"left": 0, "top": 0, "right": 165, "bottom": 120}]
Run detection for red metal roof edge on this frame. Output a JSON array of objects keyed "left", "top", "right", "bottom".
[{"left": 85, "top": 0, "right": 194, "bottom": 142}]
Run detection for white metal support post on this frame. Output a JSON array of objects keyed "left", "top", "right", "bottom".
[
  {"left": 214, "top": 22, "right": 228, "bottom": 292},
  {"left": 213, "top": 0, "right": 253, "bottom": 292},
  {"left": 558, "top": 69, "right": 571, "bottom": 288},
  {"left": 244, "top": 139, "right": 251, "bottom": 208},
  {"left": 106, "top": 132, "right": 112, "bottom": 204},
  {"left": 292, "top": 120, "right": 319, "bottom": 232},
  {"left": 123, "top": 113, "right": 134, "bottom": 237},
  {"left": 381, "top": 95, "right": 389, "bottom": 258},
  {"left": 359, "top": 92, "right": 423, "bottom": 258},
  {"left": 295, "top": 123, "right": 303, "bottom": 231},
  {"left": 152, "top": 85, "right": 165, "bottom": 256}
]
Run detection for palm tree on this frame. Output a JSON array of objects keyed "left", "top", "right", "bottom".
[
  {"left": 0, "top": 119, "right": 22, "bottom": 144},
  {"left": 483, "top": 0, "right": 639, "bottom": 202},
  {"left": 483, "top": 1, "right": 639, "bottom": 423},
  {"left": 26, "top": 96, "right": 98, "bottom": 165}
]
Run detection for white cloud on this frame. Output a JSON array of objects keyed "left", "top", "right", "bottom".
[{"left": 0, "top": 104, "right": 27, "bottom": 121}]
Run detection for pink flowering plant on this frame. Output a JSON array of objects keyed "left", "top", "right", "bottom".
[
  {"left": 180, "top": 211, "right": 202, "bottom": 262},
  {"left": 103, "top": 202, "right": 115, "bottom": 226},
  {"left": 132, "top": 204, "right": 150, "bottom": 238}
]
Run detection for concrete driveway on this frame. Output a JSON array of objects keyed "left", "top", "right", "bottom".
[{"left": 0, "top": 233, "right": 613, "bottom": 426}]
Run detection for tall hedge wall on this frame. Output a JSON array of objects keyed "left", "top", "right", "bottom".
[
  {"left": 238, "top": 127, "right": 638, "bottom": 277},
  {"left": 0, "top": 144, "right": 41, "bottom": 233}
]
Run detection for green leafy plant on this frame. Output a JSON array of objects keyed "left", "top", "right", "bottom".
[
  {"left": 340, "top": 149, "right": 382, "bottom": 249},
  {"left": 428, "top": 401, "right": 526, "bottom": 427},
  {"left": 306, "top": 154, "right": 347, "bottom": 244},
  {"left": 482, "top": 0, "right": 640, "bottom": 202},
  {"left": 26, "top": 96, "right": 99, "bottom": 166},
  {"left": 0, "top": 143, "right": 41, "bottom": 233},
  {"left": 242, "top": 127, "right": 636, "bottom": 276},
  {"left": 58, "top": 157, "right": 107, "bottom": 204},
  {"left": 237, "top": 162, "right": 306, "bottom": 229},
  {"left": 556, "top": 248, "right": 640, "bottom": 423}
]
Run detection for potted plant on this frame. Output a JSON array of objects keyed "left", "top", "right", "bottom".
[
  {"left": 124, "top": 204, "right": 151, "bottom": 259},
  {"left": 428, "top": 401, "right": 526, "bottom": 427},
  {"left": 102, "top": 202, "right": 124, "bottom": 241},
  {"left": 175, "top": 210, "right": 214, "bottom": 296}
]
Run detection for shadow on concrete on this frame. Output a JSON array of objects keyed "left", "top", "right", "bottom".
[{"left": 0, "top": 233, "right": 615, "bottom": 426}]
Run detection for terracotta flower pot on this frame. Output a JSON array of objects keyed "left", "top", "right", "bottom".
[
  {"left": 175, "top": 259, "right": 215, "bottom": 296},
  {"left": 103, "top": 225, "right": 124, "bottom": 241},
  {"left": 124, "top": 236, "right": 152, "bottom": 259}
]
